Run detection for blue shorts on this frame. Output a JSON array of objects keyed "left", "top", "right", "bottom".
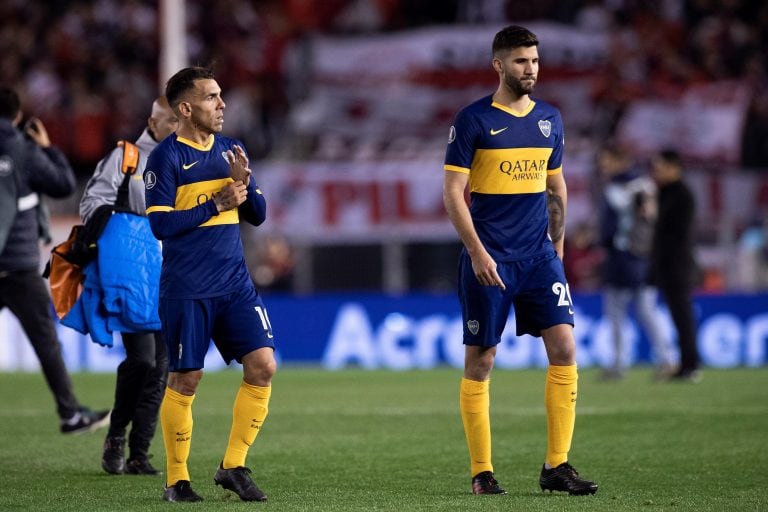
[
  {"left": 160, "top": 285, "right": 275, "bottom": 371},
  {"left": 458, "top": 250, "right": 574, "bottom": 346}
]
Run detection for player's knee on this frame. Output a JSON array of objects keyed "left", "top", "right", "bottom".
[
  {"left": 547, "top": 342, "right": 575, "bottom": 365},
  {"left": 168, "top": 370, "right": 203, "bottom": 395},
  {"left": 244, "top": 358, "right": 276, "bottom": 387},
  {"left": 465, "top": 354, "right": 495, "bottom": 381},
  {"left": 256, "top": 359, "right": 277, "bottom": 384}
]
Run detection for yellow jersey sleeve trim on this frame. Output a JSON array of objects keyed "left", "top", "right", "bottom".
[
  {"left": 444, "top": 164, "right": 470, "bottom": 174},
  {"left": 491, "top": 100, "right": 536, "bottom": 117},
  {"left": 146, "top": 205, "right": 174, "bottom": 214},
  {"left": 547, "top": 166, "right": 563, "bottom": 176},
  {"left": 175, "top": 134, "right": 215, "bottom": 151}
]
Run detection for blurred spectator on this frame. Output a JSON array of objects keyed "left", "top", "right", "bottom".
[
  {"left": 740, "top": 51, "right": 768, "bottom": 168},
  {"left": 2, "top": 0, "right": 767, "bottom": 173},
  {"left": 597, "top": 144, "right": 674, "bottom": 380},
  {"left": 735, "top": 211, "right": 768, "bottom": 291},
  {"left": 563, "top": 221, "right": 604, "bottom": 292},
  {"left": 649, "top": 149, "right": 702, "bottom": 382},
  {"left": 251, "top": 235, "right": 296, "bottom": 292}
]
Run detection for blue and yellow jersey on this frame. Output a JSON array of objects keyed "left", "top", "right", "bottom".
[
  {"left": 144, "top": 133, "right": 263, "bottom": 299},
  {"left": 444, "top": 94, "right": 564, "bottom": 262}
]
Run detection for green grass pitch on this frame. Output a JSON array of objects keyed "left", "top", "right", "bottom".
[{"left": 0, "top": 367, "right": 766, "bottom": 511}]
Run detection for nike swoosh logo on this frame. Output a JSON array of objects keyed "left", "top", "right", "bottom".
[
  {"left": 182, "top": 161, "right": 199, "bottom": 170},
  {"left": 490, "top": 127, "right": 508, "bottom": 136}
]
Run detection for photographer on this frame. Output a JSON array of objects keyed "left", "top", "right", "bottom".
[{"left": 0, "top": 85, "right": 109, "bottom": 434}]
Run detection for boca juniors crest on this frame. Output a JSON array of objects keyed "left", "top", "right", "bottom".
[{"left": 538, "top": 119, "right": 552, "bottom": 138}]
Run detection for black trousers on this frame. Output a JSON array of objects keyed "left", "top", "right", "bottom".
[
  {"left": 0, "top": 269, "right": 81, "bottom": 419},
  {"left": 108, "top": 331, "right": 168, "bottom": 459},
  {"left": 659, "top": 282, "right": 700, "bottom": 372}
]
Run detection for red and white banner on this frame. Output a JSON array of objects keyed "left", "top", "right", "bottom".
[
  {"left": 250, "top": 162, "right": 768, "bottom": 243},
  {"left": 292, "top": 23, "right": 608, "bottom": 159},
  {"left": 254, "top": 161, "right": 455, "bottom": 242},
  {"left": 616, "top": 82, "right": 751, "bottom": 164},
  {"left": 309, "top": 22, "right": 609, "bottom": 80},
  {"left": 292, "top": 24, "right": 752, "bottom": 166}
]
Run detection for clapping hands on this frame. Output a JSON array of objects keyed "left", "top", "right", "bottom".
[{"left": 225, "top": 144, "right": 251, "bottom": 186}]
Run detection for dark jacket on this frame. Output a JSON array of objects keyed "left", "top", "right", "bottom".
[
  {"left": 649, "top": 179, "right": 697, "bottom": 287},
  {"left": 0, "top": 119, "right": 75, "bottom": 271}
]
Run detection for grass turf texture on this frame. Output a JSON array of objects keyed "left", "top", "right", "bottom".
[{"left": 0, "top": 368, "right": 765, "bottom": 511}]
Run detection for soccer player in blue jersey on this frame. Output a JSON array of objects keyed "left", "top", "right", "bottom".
[
  {"left": 144, "top": 67, "right": 276, "bottom": 502},
  {"left": 443, "top": 26, "right": 598, "bottom": 496}
]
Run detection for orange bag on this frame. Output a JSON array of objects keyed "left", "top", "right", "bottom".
[{"left": 46, "top": 225, "right": 85, "bottom": 320}]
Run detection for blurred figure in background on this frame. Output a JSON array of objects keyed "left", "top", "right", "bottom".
[
  {"left": 598, "top": 144, "right": 674, "bottom": 380},
  {"left": 0, "top": 85, "right": 109, "bottom": 434},
  {"left": 563, "top": 221, "right": 604, "bottom": 292},
  {"left": 79, "top": 97, "right": 178, "bottom": 475},
  {"left": 251, "top": 235, "right": 295, "bottom": 292},
  {"left": 649, "top": 149, "right": 702, "bottom": 382},
  {"left": 736, "top": 211, "right": 768, "bottom": 290}
]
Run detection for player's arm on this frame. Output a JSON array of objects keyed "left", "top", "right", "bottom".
[
  {"left": 145, "top": 148, "right": 223, "bottom": 240},
  {"left": 238, "top": 180, "right": 267, "bottom": 227},
  {"left": 148, "top": 181, "right": 252, "bottom": 240},
  {"left": 443, "top": 170, "right": 505, "bottom": 289},
  {"left": 79, "top": 148, "right": 122, "bottom": 223},
  {"left": 546, "top": 171, "right": 567, "bottom": 259},
  {"left": 147, "top": 203, "right": 218, "bottom": 240}
]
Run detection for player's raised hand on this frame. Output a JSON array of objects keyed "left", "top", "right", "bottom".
[
  {"left": 214, "top": 181, "right": 248, "bottom": 212},
  {"left": 226, "top": 144, "right": 251, "bottom": 186}
]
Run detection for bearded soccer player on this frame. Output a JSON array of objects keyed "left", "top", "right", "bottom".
[
  {"left": 443, "top": 25, "right": 598, "bottom": 496},
  {"left": 144, "top": 67, "right": 276, "bottom": 502}
]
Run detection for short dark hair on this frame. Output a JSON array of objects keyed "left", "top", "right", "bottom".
[
  {"left": 600, "top": 141, "right": 630, "bottom": 159},
  {"left": 658, "top": 148, "right": 683, "bottom": 167},
  {"left": 492, "top": 25, "right": 539, "bottom": 56},
  {"left": 165, "top": 67, "right": 215, "bottom": 110},
  {"left": 0, "top": 85, "right": 21, "bottom": 120}
]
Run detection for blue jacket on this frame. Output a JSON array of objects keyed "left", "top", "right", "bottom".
[{"left": 62, "top": 212, "right": 161, "bottom": 346}]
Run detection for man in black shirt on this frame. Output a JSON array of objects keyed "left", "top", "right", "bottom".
[{"left": 649, "top": 149, "right": 702, "bottom": 382}]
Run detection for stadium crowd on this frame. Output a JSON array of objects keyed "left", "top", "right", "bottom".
[
  {"left": 2, "top": 0, "right": 767, "bottom": 172},
  {"left": 1, "top": 0, "right": 767, "bottom": 291}
]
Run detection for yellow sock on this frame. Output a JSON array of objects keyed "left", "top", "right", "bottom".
[
  {"left": 222, "top": 381, "right": 271, "bottom": 469},
  {"left": 460, "top": 377, "right": 493, "bottom": 477},
  {"left": 545, "top": 364, "right": 578, "bottom": 468},
  {"left": 160, "top": 387, "right": 195, "bottom": 486}
]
